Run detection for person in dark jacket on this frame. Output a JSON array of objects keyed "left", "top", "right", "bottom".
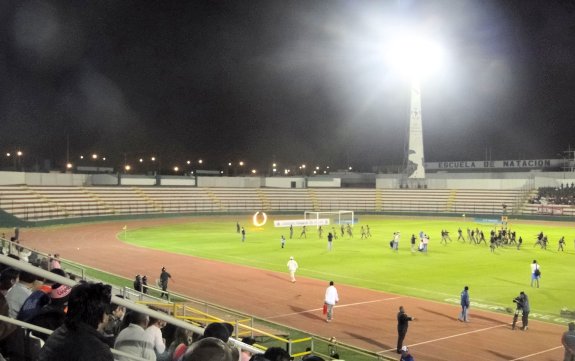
[
  {"left": 38, "top": 282, "right": 114, "bottom": 361},
  {"left": 397, "top": 306, "right": 415, "bottom": 354}
]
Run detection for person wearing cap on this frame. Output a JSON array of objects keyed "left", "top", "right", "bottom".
[
  {"left": 287, "top": 257, "right": 299, "bottom": 283},
  {"left": 399, "top": 346, "right": 414, "bottom": 361},
  {"left": 562, "top": 322, "right": 575, "bottom": 361},
  {"left": 396, "top": 306, "right": 414, "bottom": 354},
  {"left": 39, "top": 282, "right": 114, "bottom": 361},
  {"left": 159, "top": 267, "right": 173, "bottom": 300},
  {"left": 28, "top": 283, "right": 72, "bottom": 341},
  {"left": 324, "top": 281, "right": 339, "bottom": 322}
]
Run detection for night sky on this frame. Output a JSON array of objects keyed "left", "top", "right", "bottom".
[{"left": 1, "top": 0, "right": 575, "bottom": 172}]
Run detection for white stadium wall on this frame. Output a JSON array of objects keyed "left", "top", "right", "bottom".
[
  {"left": 2, "top": 170, "right": 575, "bottom": 189},
  {"left": 120, "top": 176, "right": 156, "bottom": 186},
  {"left": 264, "top": 177, "right": 305, "bottom": 188},
  {"left": 197, "top": 176, "right": 261, "bottom": 187},
  {"left": 307, "top": 178, "right": 341, "bottom": 188}
]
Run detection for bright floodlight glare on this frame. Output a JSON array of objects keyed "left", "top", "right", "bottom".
[{"left": 386, "top": 32, "right": 445, "bottom": 79}]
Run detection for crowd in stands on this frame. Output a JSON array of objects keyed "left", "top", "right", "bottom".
[
  {"left": 0, "top": 234, "right": 332, "bottom": 361},
  {"left": 530, "top": 184, "right": 575, "bottom": 205}
]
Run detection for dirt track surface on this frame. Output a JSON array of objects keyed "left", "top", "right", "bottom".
[{"left": 16, "top": 218, "right": 565, "bottom": 361}]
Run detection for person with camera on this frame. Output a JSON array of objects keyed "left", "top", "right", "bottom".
[{"left": 512, "top": 291, "right": 530, "bottom": 331}]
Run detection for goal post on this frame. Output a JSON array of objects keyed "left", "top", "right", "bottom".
[{"left": 304, "top": 210, "right": 354, "bottom": 227}]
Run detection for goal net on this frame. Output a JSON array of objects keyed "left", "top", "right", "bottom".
[{"left": 304, "top": 210, "right": 354, "bottom": 227}]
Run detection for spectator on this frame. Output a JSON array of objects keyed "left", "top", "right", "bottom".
[
  {"left": 38, "top": 282, "right": 114, "bottom": 361},
  {"left": 114, "top": 311, "right": 156, "bottom": 360},
  {"left": 203, "top": 322, "right": 234, "bottom": 343},
  {"left": 146, "top": 315, "right": 167, "bottom": 359},
  {"left": 400, "top": 345, "right": 414, "bottom": 361},
  {"left": 50, "top": 254, "right": 62, "bottom": 270},
  {"left": 0, "top": 268, "right": 19, "bottom": 295},
  {"left": 263, "top": 347, "right": 291, "bottom": 361},
  {"left": 240, "top": 336, "right": 257, "bottom": 361},
  {"left": 166, "top": 326, "right": 193, "bottom": 361},
  {"left": 28, "top": 283, "right": 72, "bottom": 341},
  {"left": 6, "top": 270, "right": 36, "bottom": 319},
  {"left": 100, "top": 299, "right": 126, "bottom": 345},
  {"left": 182, "top": 337, "right": 238, "bottom": 361}
]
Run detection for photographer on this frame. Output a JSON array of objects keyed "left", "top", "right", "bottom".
[{"left": 512, "top": 291, "right": 530, "bottom": 331}]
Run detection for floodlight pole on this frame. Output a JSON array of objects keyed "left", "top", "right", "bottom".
[{"left": 406, "top": 76, "right": 426, "bottom": 181}]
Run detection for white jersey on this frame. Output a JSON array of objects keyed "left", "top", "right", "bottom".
[{"left": 287, "top": 259, "right": 298, "bottom": 272}]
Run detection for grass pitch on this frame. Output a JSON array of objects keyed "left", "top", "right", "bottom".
[{"left": 120, "top": 215, "right": 575, "bottom": 324}]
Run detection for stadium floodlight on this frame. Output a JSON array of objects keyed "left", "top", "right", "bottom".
[{"left": 384, "top": 29, "right": 446, "bottom": 181}]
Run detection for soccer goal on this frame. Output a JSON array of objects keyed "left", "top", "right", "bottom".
[{"left": 304, "top": 210, "right": 354, "bottom": 227}]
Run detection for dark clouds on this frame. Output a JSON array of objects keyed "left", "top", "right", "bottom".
[{"left": 1, "top": 0, "right": 575, "bottom": 172}]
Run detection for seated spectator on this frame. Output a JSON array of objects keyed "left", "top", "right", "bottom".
[
  {"left": 0, "top": 292, "right": 18, "bottom": 353},
  {"left": 0, "top": 268, "right": 19, "bottom": 295},
  {"left": 146, "top": 314, "right": 167, "bottom": 359},
  {"left": 249, "top": 355, "right": 270, "bottom": 361},
  {"left": 6, "top": 270, "right": 36, "bottom": 319},
  {"left": 28, "top": 283, "right": 72, "bottom": 341},
  {"left": 182, "top": 337, "right": 239, "bottom": 361},
  {"left": 38, "top": 282, "right": 114, "bottom": 361},
  {"left": 50, "top": 254, "right": 62, "bottom": 270},
  {"left": 203, "top": 322, "right": 234, "bottom": 343},
  {"left": 114, "top": 310, "right": 156, "bottom": 361},
  {"left": 100, "top": 298, "right": 126, "bottom": 346},
  {"left": 241, "top": 336, "right": 256, "bottom": 361},
  {"left": 166, "top": 326, "right": 193, "bottom": 361},
  {"left": 263, "top": 347, "right": 291, "bottom": 361}
]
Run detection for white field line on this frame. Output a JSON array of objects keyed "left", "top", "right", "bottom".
[
  {"left": 377, "top": 323, "right": 508, "bottom": 354},
  {"left": 269, "top": 297, "right": 402, "bottom": 319},
  {"left": 508, "top": 346, "right": 563, "bottom": 361}
]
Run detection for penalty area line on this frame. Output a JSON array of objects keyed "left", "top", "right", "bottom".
[{"left": 269, "top": 297, "right": 402, "bottom": 320}]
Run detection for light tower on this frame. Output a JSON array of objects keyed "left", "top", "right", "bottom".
[
  {"left": 406, "top": 77, "right": 425, "bottom": 179},
  {"left": 387, "top": 31, "right": 444, "bottom": 187}
]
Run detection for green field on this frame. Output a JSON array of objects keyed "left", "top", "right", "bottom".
[{"left": 120, "top": 215, "right": 575, "bottom": 324}]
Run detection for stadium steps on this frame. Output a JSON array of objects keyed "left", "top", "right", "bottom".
[
  {"left": 256, "top": 189, "right": 271, "bottom": 211},
  {"left": 445, "top": 190, "right": 457, "bottom": 212},
  {"left": 308, "top": 189, "right": 319, "bottom": 211},
  {"left": 133, "top": 188, "right": 164, "bottom": 213},
  {"left": 26, "top": 186, "right": 70, "bottom": 218},
  {"left": 81, "top": 187, "right": 118, "bottom": 214},
  {"left": 375, "top": 189, "right": 382, "bottom": 211},
  {"left": 205, "top": 189, "right": 224, "bottom": 211}
]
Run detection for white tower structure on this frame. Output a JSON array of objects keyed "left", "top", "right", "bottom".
[{"left": 406, "top": 77, "right": 425, "bottom": 179}]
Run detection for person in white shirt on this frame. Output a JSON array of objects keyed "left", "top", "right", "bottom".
[
  {"left": 145, "top": 316, "right": 166, "bottom": 358},
  {"left": 287, "top": 257, "right": 299, "bottom": 283},
  {"left": 324, "top": 281, "right": 339, "bottom": 322},
  {"left": 530, "top": 260, "right": 541, "bottom": 288}
]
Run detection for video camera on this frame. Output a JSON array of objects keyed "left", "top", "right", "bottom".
[{"left": 513, "top": 296, "right": 523, "bottom": 309}]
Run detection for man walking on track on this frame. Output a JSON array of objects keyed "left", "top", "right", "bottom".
[
  {"left": 159, "top": 267, "right": 173, "bottom": 299},
  {"left": 324, "top": 281, "right": 339, "bottom": 322},
  {"left": 458, "top": 286, "right": 470, "bottom": 322},
  {"left": 397, "top": 306, "right": 415, "bottom": 353},
  {"left": 287, "top": 256, "right": 298, "bottom": 283}
]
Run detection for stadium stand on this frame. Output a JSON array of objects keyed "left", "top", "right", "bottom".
[{"left": 0, "top": 186, "right": 541, "bottom": 222}]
